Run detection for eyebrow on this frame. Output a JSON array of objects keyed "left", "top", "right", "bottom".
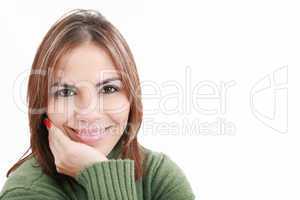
[{"left": 51, "top": 77, "right": 121, "bottom": 88}]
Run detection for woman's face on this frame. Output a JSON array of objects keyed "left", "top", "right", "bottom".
[{"left": 47, "top": 42, "right": 130, "bottom": 155}]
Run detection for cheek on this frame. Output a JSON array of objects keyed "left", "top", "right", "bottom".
[
  {"left": 47, "top": 94, "right": 130, "bottom": 128},
  {"left": 103, "top": 93, "right": 130, "bottom": 111},
  {"left": 104, "top": 94, "right": 130, "bottom": 125},
  {"left": 47, "top": 98, "right": 75, "bottom": 127}
]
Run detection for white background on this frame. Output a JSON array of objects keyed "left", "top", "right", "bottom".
[{"left": 0, "top": 0, "right": 299, "bottom": 199}]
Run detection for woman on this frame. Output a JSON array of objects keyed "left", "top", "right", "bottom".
[{"left": 0, "top": 9, "right": 195, "bottom": 200}]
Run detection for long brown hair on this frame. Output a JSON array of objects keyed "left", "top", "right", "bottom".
[{"left": 7, "top": 9, "right": 144, "bottom": 186}]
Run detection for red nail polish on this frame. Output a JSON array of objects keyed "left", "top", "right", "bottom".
[{"left": 43, "top": 118, "right": 51, "bottom": 129}]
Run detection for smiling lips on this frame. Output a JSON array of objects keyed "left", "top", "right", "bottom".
[
  {"left": 76, "top": 128, "right": 106, "bottom": 136},
  {"left": 69, "top": 126, "right": 112, "bottom": 144}
]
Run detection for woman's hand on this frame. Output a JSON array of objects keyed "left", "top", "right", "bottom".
[{"left": 43, "top": 118, "right": 108, "bottom": 178}]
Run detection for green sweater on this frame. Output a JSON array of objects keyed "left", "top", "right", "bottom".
[{"left": 0, "top": 142, "right": 195, "bottom": 200}]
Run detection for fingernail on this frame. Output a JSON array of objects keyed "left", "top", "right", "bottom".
[{"left": 43, "top": 118, "right": 51, "bottom": 129}]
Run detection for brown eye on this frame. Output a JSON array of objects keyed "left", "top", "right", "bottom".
[
  {"left": 100, "top": 85, "right": 119, "bottom": 94},
  {"left": 54, "top": 88, "right": 76, "bottom": 97}
]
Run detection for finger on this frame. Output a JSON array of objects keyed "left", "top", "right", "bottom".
[
  {"left": 47, "top": 123, "right": 59, "bottom": 150},
  {"left": 48, "top": 133, "right": 59, "bottom": 158},
  {"left": 46, "top": 119, "right": 72, "bottom": 147},
  {"left": 46, "top": 120, "right": 67, "bottom": 156},
  {"left": 48, "top": 134, "right": 57, "bottom": 153},
  {"left": 45, "top": 120, "right": 64, "bottom": 166}
]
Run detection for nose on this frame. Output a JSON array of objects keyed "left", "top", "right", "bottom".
[
  {"left": 74, "top": 103, "right": 107, "bottom": 128},
  {"left": 75, "top": 85, "right": 96, "bottom": 109},
  {"left": 75, "top": 111, "right": 101, "bottom": 123},
  {"left": 74, "top": 111, "right": 108, "bottom": 130},
  {"left": 74, "top": 86, "right": 104, "bottom": 121}
]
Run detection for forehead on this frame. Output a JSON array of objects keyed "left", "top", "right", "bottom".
[{"left": 53, "top": 43, "right": 120, "bottom": 83}]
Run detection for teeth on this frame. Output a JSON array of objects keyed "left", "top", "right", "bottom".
[
  {"left": 70, "top": 127, "right": 110, "bottom": 136},
  {"left": 89, "top": 132, "right": 100, "bottom": 136},
  {"left": 79, "top": 130, "right": 104, "bottom": 136}
]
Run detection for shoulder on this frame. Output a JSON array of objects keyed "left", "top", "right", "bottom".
[
  {"left": 141, "top": 145, "right": 187, "bottom": 180},
  {"left": 0, "top": 155, "right": 68, "bottom": 199},
  {"left": 141, "top": 146, "right": 180, "bottom": 175},
  {"left": 140, "top": 146, "right": 195, "bottom": 199}
]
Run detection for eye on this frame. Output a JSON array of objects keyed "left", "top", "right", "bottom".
[
  {"left": 100, "top": 85, "right": 119, "bottom": 94},
  {"left": 54, "top": 88, "right": 76, "bottom": 97}
]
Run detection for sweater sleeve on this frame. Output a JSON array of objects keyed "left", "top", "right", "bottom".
[
  {"left": 0, "top": 187, "right": 68, "bottom": 200},
  {"left": 74, "top": 159, "right": 138, "bottom": 200},
  {"left": 150, "top": 154, "right": 195, "bottom": 200}
]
